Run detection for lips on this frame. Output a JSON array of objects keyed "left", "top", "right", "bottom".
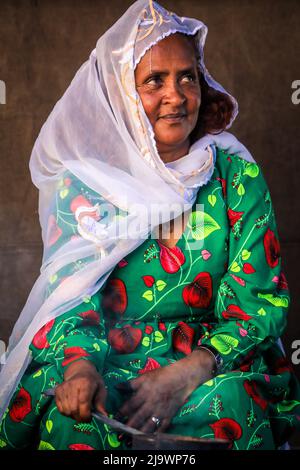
[{"left": 159, "top": 113, "right": 187, "bottom": 121}]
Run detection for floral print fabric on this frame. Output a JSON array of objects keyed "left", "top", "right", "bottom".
[{"left": 1, "top": 147, "right": 300, "bottom": 450}]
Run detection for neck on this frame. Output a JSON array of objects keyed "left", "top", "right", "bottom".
[{"left": 158, "top": 140, "right": 190, "bottom": 164}]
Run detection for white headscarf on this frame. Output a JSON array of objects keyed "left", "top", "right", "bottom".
[{"left": 0, "top": 0, "right": 255, "bottom": 418}]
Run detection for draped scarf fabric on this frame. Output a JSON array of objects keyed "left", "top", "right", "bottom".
[{"left": 0, "top": 0, "right": 255, "bottom": 418}]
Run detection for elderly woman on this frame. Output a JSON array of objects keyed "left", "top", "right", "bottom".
[{"left": 0, "top": 0, "right": 299, "bottom": 451}]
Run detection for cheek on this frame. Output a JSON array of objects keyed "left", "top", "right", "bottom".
[
  {"left": 139, "top": 93, "right": 160, "bottom": 124},
  {"left": 188, "top": 91, "right": 201, "bottom": 116}
]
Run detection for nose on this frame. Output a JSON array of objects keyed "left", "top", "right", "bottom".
[{"left": 163, "top": 79, "right": 186, "bottom": 106}]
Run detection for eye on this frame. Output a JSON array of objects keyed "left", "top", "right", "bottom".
[
  {"left": 180, "top": 72, "right": 197, "bottom": 84},
  {"left": 145, "top": 74, "right": 163, "bottom": 87}
]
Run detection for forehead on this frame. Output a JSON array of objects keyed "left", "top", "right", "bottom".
[{"left": 136, "top": 33, "right": 197, "bottom": 71}]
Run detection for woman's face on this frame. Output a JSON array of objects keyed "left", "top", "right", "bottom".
[{"left": 135, "top": 33, "right": 201, "bottom": 161}]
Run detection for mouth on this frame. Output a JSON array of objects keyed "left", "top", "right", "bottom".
[{"left": 159, "top": 113, "right": 187, "bottom": 123}]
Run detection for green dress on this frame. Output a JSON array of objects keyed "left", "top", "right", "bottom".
[{"left": 1, "top": 147, "right": 300, "bottom": 451}]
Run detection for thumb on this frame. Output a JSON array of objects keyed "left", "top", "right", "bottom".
[{"left": 93, "top": 383, "right": 108, "bottom": 416}]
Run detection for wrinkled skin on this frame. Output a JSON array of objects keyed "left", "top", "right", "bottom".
[
  {"left": 55, "top": 360, "right": 107, "bottom": 423},
  {"left": 117, "top": 350, "right": 214, "bottom": 433},
  {"left": 55, "top": 349, "right": 214, "bottom": 431},
  {"left": 135, "top": 33, "right": 201, "bottom": 164}
]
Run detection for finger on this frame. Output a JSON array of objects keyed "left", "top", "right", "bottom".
[
  {"left": 64, "top": 381, "right": 84, "bottom": 420},
  {"left": 55, "top": 394, "right": 64, "bottom": 415},
  {"left": 67, "top": 384, "right": 81, "bottom": 420},
  {"left": 77, "top": 386, "right": 96, "bottom": 422},
  {"left": 55, "top": 385, "right": 72, "bottom": 417},
  {"left": 93, "top": 384, "right": 108, "bottom": 416},
  {"left": 154, "top": 417, "right": 171, "bottom": 433},
  {"left": 55, "top": 385, "right": 69, "bottom": 414},
  {"left": 115, "top": 380, "right": 136, "bottom": 393},
  {"left": 125, "top": 405, "right": 150, "bottom": 431},
  {"left": 140, "top": 415, "right": 162, "bottom": 434},
  {"left": 118, "top": 392, "right": 144, "bottom": 418}
]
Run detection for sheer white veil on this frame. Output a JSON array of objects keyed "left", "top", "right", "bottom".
[{"left": 0, "top": 0, "right": 255, "bottom": 418}]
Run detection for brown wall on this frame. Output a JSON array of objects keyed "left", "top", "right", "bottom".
[{"left": 0, "top": 0, "right": 300, "bottom": 446}]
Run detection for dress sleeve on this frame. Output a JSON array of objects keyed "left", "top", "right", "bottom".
[
  {"left": 27, "top": 170, "right": 113, "bottom": 377},
  {"left": 29, "top": 288, "right": 109, "bottom": 377},
  {"left": 197, "top": 153, "right": 290, "bottom": 372}
]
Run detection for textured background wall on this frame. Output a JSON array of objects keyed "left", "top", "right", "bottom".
[{"left": 0, "top": 0, "right": 299, "bottom": 447}]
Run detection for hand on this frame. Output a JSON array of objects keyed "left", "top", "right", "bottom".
[
  {"left": 117, "top": 349, "right": 215, "bottom": 433},
  {"left": 54, "top": 359, "right": 107, "bottom": 422}
]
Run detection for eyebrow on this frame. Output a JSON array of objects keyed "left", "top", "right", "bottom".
[{"left": 143, "top": 66, "right": 197, "bottom": 78}]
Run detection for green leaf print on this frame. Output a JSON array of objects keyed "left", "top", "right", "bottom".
[
  {"left": 46, "top": 420, "right": 53, "bottom": 434},
  {"left": 276, "top": 400, "right": 300, "bottom": 413},
  {"left": 187, "top": 211, "right": 220, "bottom": 241},
  {"left": 156, "top": 280, "right": 166, "bottom": 291},
  {"left": 241, "top": 249, "right": 251, "bottom": 261},
  {"left": 243, "top": 163, "right": 260, "bottom": 178},
  {"left": 59, "top": 188, "right": 69, "bottom": 199},
  {"left": 230, "top": 261, "right": 241, "bottom": 273},
  {"left": 208, "top": 194, "right": 217, "bottom": 207},
  {"left": 154, "top": 331, "right": 164, "bottom": 343},
  {"left": 142, "top": 337, "right": 150, "bottom": 347},
  {"left": 108, "top": 432, "right": 121, "bottom": 448},
  {"left": 237, "top": 183, "right": 245, "bottom": 196},
  {"left": 49, "top": 274, "right": 58, "bottom": 284},
  {"left": 257, "top": 308, "right": 266, "bottom": 316},
  {"left": 257, "top": 293, "right": 289, "bottom": 308},
  {"left": 33, "top": 369, "right": 43, "bottom": 379},
  {"left": 93, "top": 343, "right": 101, "bottom": 351},
  {"left": 142, "top": 290, "right": 153, "bottom": 302},
  {"left": 211, "top": 335, "right": 239, "bottom": 355},
  {"left": 38, "top": 440, "right": 55, "bottom": 450},
  {"left": 0, "top": 439, "right": 7, "bottom": 448},
  {"left": 249, "top": 434, "right": 263, "bottom": 449}
]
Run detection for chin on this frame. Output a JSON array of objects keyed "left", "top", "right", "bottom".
[{"left": 158, "top": 135, "right": 189, "bottom": 148}]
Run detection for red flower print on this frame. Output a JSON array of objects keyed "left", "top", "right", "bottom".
[
  {"left": 172, "top": 322, "right": 195, "bottom": 355},
  {"left": 145, "top": 325, "right": 153, "bottom": 334},
  {"left": 215, "top": 177, "right": 227, "bottom": 199},
  {"left": 227, "top": 208, "right": 244, "bottom": 227},
  {"left": 64, "top": 177, "right": 72, "bottom": 187},
  {"left": 272, "top": 357, "right": 294, "bottom": 374},
  {"left": 158, "top": 322, "right": 166, "bottom": 331},
  {"left": 101, "top": 278, "right": 128, "bottom": 316},
  {"left": 182, "top": 272, "right": 213, "bottom": 308},
  {"left": 157, "top": 241, "right": 186, "bottom": 274},
  {"left": 142, "top": 275, "right": 155, "bottom": 287},
  {"left": 69, "top": 444, "right": 95, "bottom": 450},
  {"left": 243, "top": 380, "right": 268, "bottom": 410},
  {"left": 209, "top": 418, "right": 242, "bottom": 449},
  {"left": 118, "top": 259, "right": 128, "bottom": 268},
  {"left": 278, "top": 271, "right": 288, "bottom": 290},
  {"left": 70, "top": 195, "right": 92, "bottom": 213},
  {"left": 138, "top": 357, "right": 161, "bottom": 374},
  {"left": 239, "top": 359, "right": 254, "bottom": 372},
  {"left": 239, "top": 349, "right": 256, "bottom": 372},
  {"left": 229, "top": 270, "right": 246, "bottom": 287},
  {"left": 9, "top": 387, "right": 32, "bottom": 422},
  {"left": 46, "top": 214, "right": 62, "bottom": 247},
  {"left": 108, "top": 325, "right": 142, "bottom": 354},
  {"left": 79, "top": 310, "right": 100, "bottom": 326},
  {"left": 32, "top": 319, "right": 55, "bottom": 349},
  {"left": 263, "top": 228, "right": 280, "bottom": 268},
  {"left": 221, "top": 304, "right": 252, "bottom": 321},
  {"left": 242, "top": 263, "right": 256, "bottom": 274},
  {"left": 62, "top": 347, "right": 91, "bottom": 367},
  {"left": 229, "top": 273, "right": 246, "bottom": 287}
]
